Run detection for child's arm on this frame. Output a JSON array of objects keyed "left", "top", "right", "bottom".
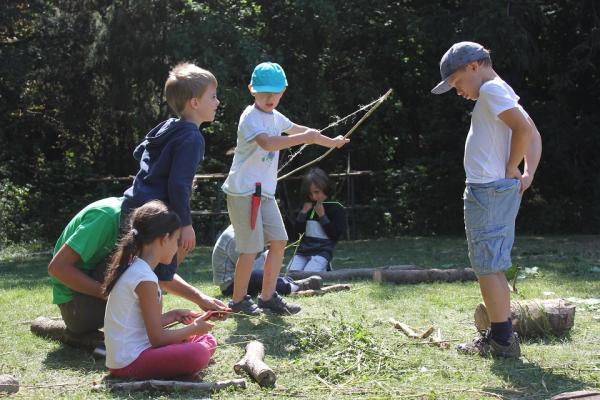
[
  {"left": 314, "top": 203, "right": 347, "bottom": 241},
  {"left": 294, "top": 203, "right": 313, "bottom": 235},
  {"left": 255, "top": 128, "right": 349, "bottom": 152},
  {"left": 137, "top": 281, "right": 213, "bottom": 347},
  {"left": 499, "top": 108, "right": 535, "bottom": 180},
  {"left": 520, "top": 116, "right": 542, "bottom": 193}
]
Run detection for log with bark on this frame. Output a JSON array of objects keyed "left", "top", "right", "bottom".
[
  {"left": 289, "top": 284, "right": 352, "bottom": 297},
  {"left": 288, "top": 265, "right": 477, "bottom": 284},
  {"left": 233, "top": 341, "right": 276, "bottom": 387},
  {"left": 474, "top": 299, "right": 576, "bottom": 338},
  {"left": 373, "top": 268, "right": 477, "bottom": 284},
  {"left": 0, "top": 375, "right": 19, "bottom": 394},
  {"left": 550, "top": 390, "right": 600, "bottom": 400},
  {"left": 30, "top": 317, "right": 103, "bottom": 349},
  {"left": 287, "top": 265, "right": 419, "bottom": 281},
  {"left": 92, "top": 378, "right": 246, "bottom": 393}
]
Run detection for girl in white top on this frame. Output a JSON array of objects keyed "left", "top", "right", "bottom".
[{"left": 103, "top": 200, "right": 217, "bottom": 379}]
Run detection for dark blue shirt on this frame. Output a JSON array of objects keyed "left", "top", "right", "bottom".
[{"left": 123, "top": 118, "right": 204, "bottom": 226}]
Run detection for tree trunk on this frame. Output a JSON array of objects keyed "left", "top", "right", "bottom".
[
  {"left": 233, "top": 341, "right": 276, "bottom": 387},
  {"left": 474, "top": 299, "right": 576, "bottom": 338}
]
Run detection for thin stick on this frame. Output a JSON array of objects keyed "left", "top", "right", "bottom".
[
  {"left": 277, "top": 89, "right": 392, "bottom": 181},
  {"left": 277, "top": 94, "right": 387, "bottom": 174}
]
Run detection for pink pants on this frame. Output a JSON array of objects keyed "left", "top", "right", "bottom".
[{"left": 109, "top": 334, "right": 217, "bottom": 380}]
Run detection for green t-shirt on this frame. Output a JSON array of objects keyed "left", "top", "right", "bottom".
[{"left": 51, "top": 197, "right": 123, "bottom": 305}]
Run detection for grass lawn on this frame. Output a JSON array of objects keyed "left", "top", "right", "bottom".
[{"left": 1, "top": 235, "right": 599, "bottom": 399}]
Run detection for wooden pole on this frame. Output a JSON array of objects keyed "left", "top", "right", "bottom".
[{"left": 92, "top": 378, "right": 247, "bottom": 393}]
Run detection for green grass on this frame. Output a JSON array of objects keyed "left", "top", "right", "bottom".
[{"left": 1, "top": 236, "right": 599, "bottom": 399}]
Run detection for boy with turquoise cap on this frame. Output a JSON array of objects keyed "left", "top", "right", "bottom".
[
  {"left": 222, "top": 62, "right": 348, "bottom": 315},
  {"left": 432, "top": 42, "right": 542, "bottom": 357}
]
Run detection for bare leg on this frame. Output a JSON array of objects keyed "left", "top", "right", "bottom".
[
  {"left": 260, "top": 240, "right": 286, "bottom": 301},
  {"left": 478, "top": 272, "right": 511, "bottom": 323},
  {"left": 232, "top": 253, "right": 257, "bottom": 303}
]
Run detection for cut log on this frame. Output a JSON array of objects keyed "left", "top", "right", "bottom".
[
  {"left": 474, "top": 299, "right": 576, "bottom": 338},
  {"left": 30, "top": 317, "right": 103, "bottom": 349},
  {"left": 233, "top": 341, "right": 276, "bottom": 387},
  {"left": 374, "top": 268, "right": 477, "bottom": 284},
  {"left": 289, "top": 284, "right": 352, "bottom": 297},
  {"left": 0, "top": 375, "right": 19, "bottom": 394},
  {"left": 92, "top": 378, "right": 246, "bottom": 393},
  {"left": 550, "top": 390, "right": 600, "bottom": 400},
  {"left": 288, "top": 265, "right": 419, "bottom": 281}
]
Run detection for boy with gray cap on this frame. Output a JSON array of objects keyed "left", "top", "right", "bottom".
[
  {"left": 432, "top": 42, "right": 542, "bottom": 357},
  {"left": 222, "top": 62, "right": 348, "bottom": 316}
]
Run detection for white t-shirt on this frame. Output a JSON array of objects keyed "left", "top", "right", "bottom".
[
  {"left": 104, "top": 257, "right": 161, "bottom": 369},
  {"left": 464, "top": 77, "right": 530, "bottom": 184},
  {"left": 222, "top": 105, "right": 293, "bottom": 198}
]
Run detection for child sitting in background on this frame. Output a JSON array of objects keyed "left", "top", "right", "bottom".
[
  {"left": 103, "top": 201, "right": 217, "bottom": 379},
  {"left": 289, "top": 167, "right": 347, "bottom": 272}
]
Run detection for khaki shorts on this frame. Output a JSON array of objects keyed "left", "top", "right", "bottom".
[{"left": 226, "top": 195, "right": 288, "bottom": 254}]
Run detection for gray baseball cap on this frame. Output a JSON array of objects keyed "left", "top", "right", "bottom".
[{"left": 431, "top": 41, "right": 488, "bottom": 94}]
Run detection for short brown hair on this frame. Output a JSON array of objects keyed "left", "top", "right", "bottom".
[
  {"left": 164, "top": 63, "right": 217, "bottom": 115},
  {"left": 301, "top": 167, "right": 334, "bottom": 201}
]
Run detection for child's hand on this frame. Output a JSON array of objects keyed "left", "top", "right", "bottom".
[
  {"left": 302, "top": 202, "right": 313, "bottom": 213},
  {"left": 331, "top": 135, "right": 349, "bottom": 148},
  {"left": 314, "top": 202, "right": 325, "bottom": 217},
  {"left": 175, "top": 309, "right": 202, "bottom": 325},
  {"left": 191, "top": 317, "right": 214, "bottom": 335},
  {"left": 180, "top": 225, "right": 196, "bottom": 253},
  {"left": 519, "top": 171, "right": 534, "bottom": 194}
]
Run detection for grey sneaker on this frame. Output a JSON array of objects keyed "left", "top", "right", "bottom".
[
  {"left": 457, "top": 330, "right": 521, "bottom": 358},
  {"left": 295, "top": 275, "right": 323, "bottom": 291},
  {"left": 257, "top": 292, "right": 301, "bottom": 315},
  {"left": 228, "top": 295, "right": 268, "bottom": 316}
]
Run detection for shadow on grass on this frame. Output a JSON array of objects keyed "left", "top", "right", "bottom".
[
  {"left": 225, "top": 314, "right": 308, "bottom": 360},
  {"left": 486, "top": 357, "right": 588, "bottom": 398},
  {"left": 42, "top": 345, "right": 105, "bottom": 373}
]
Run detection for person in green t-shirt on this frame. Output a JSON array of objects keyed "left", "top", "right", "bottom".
[{"left": 48, "top": 197, "right": 227, "bottom": 335}]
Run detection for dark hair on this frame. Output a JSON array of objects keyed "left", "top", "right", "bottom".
[
  {"left": 300, "top": 167, "right": 334, "bottom": 201},
  {"left": 102, "top": 200, "right": 181, "bottom": 296}
]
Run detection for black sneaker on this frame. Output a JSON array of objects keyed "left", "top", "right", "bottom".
[
  {"left": 295, "top": 275, "right": 323, "bottom": 291},
  {"left": 228, "top": 295, "right": 267, "bottom": 316},
  {"left": 257, "top": 292, "right": 301, "bottom": 315},
  {"left": 457, "top": 330, "right": 521, "bottom": 358}
]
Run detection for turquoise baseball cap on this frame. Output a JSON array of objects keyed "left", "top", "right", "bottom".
[{"left": 250, "top": 62, "right": 288, "bottom": 93}]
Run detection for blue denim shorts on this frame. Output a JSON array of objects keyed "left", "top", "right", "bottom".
[{"left": 464, "top": 179, "right": 521, "bottom": 277}]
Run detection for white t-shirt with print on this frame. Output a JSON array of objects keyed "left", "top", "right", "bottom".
[
  {"left": 464, "top": 77, "right": 530, "bottom": 184},
  {"left": 222, "top": 105, "right": 293, "bottom": 198},
  {"left": 104, "top": 257, "right": 161, "bottom": 369}
]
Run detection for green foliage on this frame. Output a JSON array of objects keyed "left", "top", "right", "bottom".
[{"left": 1, "top": 0, "right": 599, "bottom": 243}]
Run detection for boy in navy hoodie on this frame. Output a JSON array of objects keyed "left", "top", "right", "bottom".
[{"left": 121, "top": 63, "right": 222, "bottom": 297}]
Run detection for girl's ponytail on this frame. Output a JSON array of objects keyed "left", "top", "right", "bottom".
[{"left": 102, "top": 230, "right": 139, "bottom": 296}]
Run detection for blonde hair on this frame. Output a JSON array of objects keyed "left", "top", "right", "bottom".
[{"left": 164, "top": 63, "right": 217, "bottom": 115}]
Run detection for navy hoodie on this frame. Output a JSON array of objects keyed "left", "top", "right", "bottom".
[
  {"left": 294, "top": 202, "right": 346, "bottom": 263},
  {"left": 122, "top": 118, "right": 205, "bottom": 226}
]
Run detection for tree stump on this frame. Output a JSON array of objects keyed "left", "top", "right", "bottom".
[
  {"left": 474, "top": 299, "right": 576, "bottom": 337},
  {"left": 30, "top": 317, "right": 103, "bottom": 349},
  {"left": 0, "top": 375, "right": 19, "bottom": 394},
  {"left": 233, "top": 341, "right": 276, "bottom": 387}
]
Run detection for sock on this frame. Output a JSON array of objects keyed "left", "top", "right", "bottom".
[
  {"left": 490, "top": 319, "right": 513, "bottom": 346},
  {"left": 289, "top": 283, "right": 299, "bottom": 293}
]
